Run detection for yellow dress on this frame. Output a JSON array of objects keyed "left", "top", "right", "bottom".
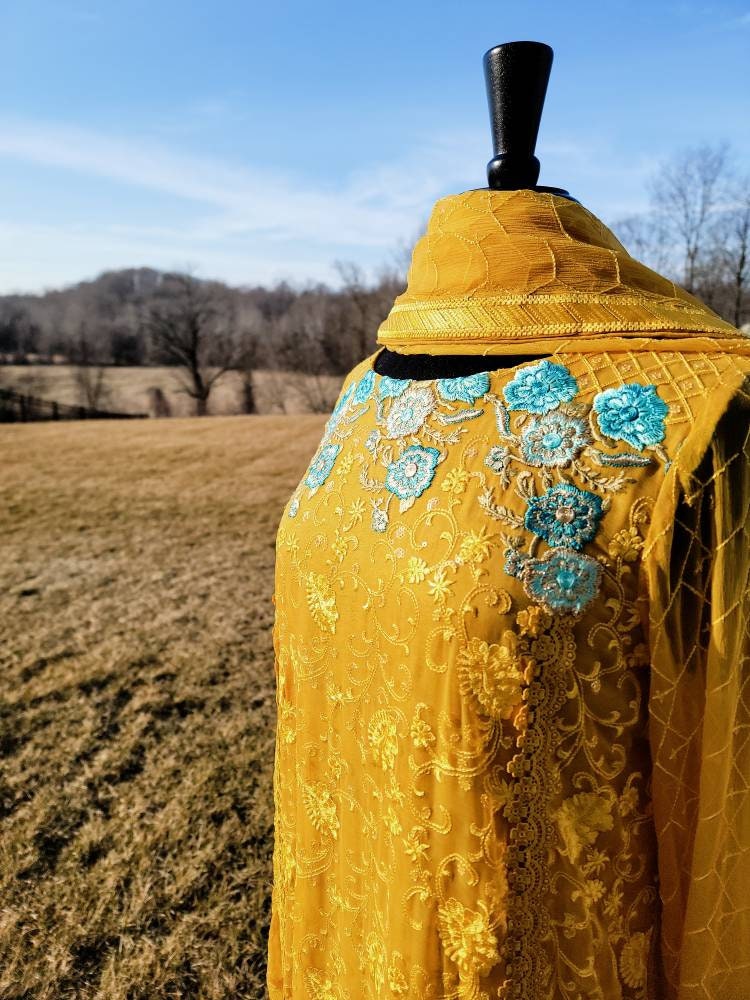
[{"left": 266, "top": 188, "right": 750, "bottom": 1000}]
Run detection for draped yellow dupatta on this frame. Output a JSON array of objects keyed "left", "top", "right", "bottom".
[{"left": 377, "top": 188, "right": 750, "bottom": 998}]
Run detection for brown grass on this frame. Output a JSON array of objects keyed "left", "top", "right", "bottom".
[{"left": 0, "top": 414, "right": 326, "bottom": 999}]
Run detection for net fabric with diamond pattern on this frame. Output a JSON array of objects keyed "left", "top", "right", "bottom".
[{"left": 643, "top": 378, "right": 750, "bottom": 999}]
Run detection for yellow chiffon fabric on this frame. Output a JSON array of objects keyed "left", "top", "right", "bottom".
[{"left": 267, "top": 188, "right": 750, "bottom": 1000}]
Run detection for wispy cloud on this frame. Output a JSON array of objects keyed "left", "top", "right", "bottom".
[
  {"left": 0, "top": 116, "right": 465, "bottom": 249},
  {"left": 0, "top": 116, "right": 658, "bottom": 293}
]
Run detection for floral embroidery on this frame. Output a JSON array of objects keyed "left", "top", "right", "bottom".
[
  {"left": 352, "top": 369, "right": 376, "bottom": 405},
  {"left": 477, "top": 360, "right": 671, "bottom": 615},
  {"left": 436, "top": 371, "right": 490, "bottom": 404},
  {"left": 384, "top": 445, "right": 440, "bottom": 501},
  {"left": 305, "top": 572, "right": 338, "bottom": 633},
  {"left": 520, "top": 410, "right": 590, "bottom": 466},
  {"left": 290, "top": 362, "right": 671, "bottom": 626},
  {"left": 384, "top": 384, "right": 436, "bottom": 438},
  {"left": 441, "top": 467, "right": 469, "bottom": 495},
  {"left": 304, "top": 970, "right": 340, "bottom": 998},
  {"left": 325, "top": 381, "right": 355, "bottom": 436},
  {"left": 437, "top": 897, "right": 503, "bottom": 981},
  {"left": 371, "top": 504, "right": 388, "bottom": 533},
  {"left": 457, "top": 527, "right": 493, "bottom": 565},
  {"left": 387, "top": 959, "right": 409, "bottom": 995},
  {"left": 377, "top": 375, "right": 411, "bottom": 400},
  {"left": 427, "top": 568, "right": 452, "bottom": 602},
  {"left": 272, "top": 350, "right": 693, "bottom": 1000},
  {"left": 593, "top": 383, "right": 668, "bottom": 449},
  {"left": 456, "top": 634, "right": 527, "bottom": 722},
  {"left": 305, "top": 443, "right": 341, "bottom": 492},
  {"left": 368, "top": 710, "right": 399, "bottom": 770},
  {"left": 503, "top": 359, "right": 578, "bottom": 413},
  {"left": 301, "top": 780, "right": 339, "bottom": 839},
  {"left": 403, "top": 556, "right": 429, "bottom": 583},
  {"left": 509, "top": 547, "right": 602, "bottom": 616},
  {"left": 409, "top": 714, "right": 435, "bottom": 752},
  {"left": 608, "top": 526, "right": 643, "bottom": 561},
  {"left": 554, "top": 791, "right": 615, "bottom": 863},
  {"left": 485, "top": 445, "right": 509, "bottom": 474},
  {"left": 524, "top": 483, "right": 604, "bottom": 551},
  {"left": 619, "top": 928, "right": 653, "bottom": 989},
  {"left": 290, "top": 365, "right": 498, "bottom": 528}
]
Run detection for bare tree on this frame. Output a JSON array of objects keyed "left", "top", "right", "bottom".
[
  {"left": 73, "top": 323, "right": 111, "bottom": 410},
  {"left": 147, "top": 273, "right": 241, "bottom": 416},
  {"left": 272, "top": 292, "right": 344, "bottom": 412},
  {"left": 234, "top": 301, "right": 267, "bottom": 415},
  {"left": 333, "top": 261, "right": 373, "bottom": 362},
  {"left": 610, "top": 213, "right": 673, "bottom": 276},
  {"left": 714, "top": 174, "right": 750, "bottom": 328},
  {"left": 648, "top": 141, "right": 731, "bottom": 293}
]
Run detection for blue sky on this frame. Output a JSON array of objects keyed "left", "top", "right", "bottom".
[{"left": 1, "top": 0, "right": 748, "bottom": 293}]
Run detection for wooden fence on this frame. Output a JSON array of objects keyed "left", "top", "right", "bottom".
[{"left": 0, "top": 387, "right": 148, "bottom": 423}]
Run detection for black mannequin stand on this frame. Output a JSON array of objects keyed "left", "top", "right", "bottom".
[{"left": 375, "top": 40, "right": 567, "bottom": 381}]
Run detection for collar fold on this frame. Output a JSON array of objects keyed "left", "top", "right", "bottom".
[{"left": 376, "top": 188, "right": 750, "bottom": 356}]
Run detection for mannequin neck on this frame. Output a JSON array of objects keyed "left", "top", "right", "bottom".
[{"left": 373, "top": 347, "right": 544, "bottom": 379}]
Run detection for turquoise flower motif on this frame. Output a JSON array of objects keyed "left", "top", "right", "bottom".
[
  {"left": 378, "top": 375, "right": 411, "bottom": 400},
  {"left": 436, "top": 372, "right": 490, "bottom": 404},
  {"left": 521, "top": 411, "right": 590, "bottom": 467},
  {"left": 305, "top": 443, "right": 341, "bottom": 492},
  {"left": 352, "top": 369, "right": 376, "bottom": 405},
  {"left": 336, "top": 381, "right": 355, "bottom": 409},
  {"left": 503, "top": 360, "right": 578, "bottom": 414},
  {"left": 385, "top": 445, "right": 440, "bottom": 500},
  {"left": 519, "top": 547, "right": 602, "bottom": 616},
  {"left": 524, "top": 483, "right": 604, "bottom": 551},
  {"left": 593, "top": 383, "right": 668, "bottom": 449},
  {"left": 326, "top": 381, "right": 355, "bottom": 433}
]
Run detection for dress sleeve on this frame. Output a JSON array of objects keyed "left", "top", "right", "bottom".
[{"left": 642, "top": 381, "right": 750, "bottom": 999}]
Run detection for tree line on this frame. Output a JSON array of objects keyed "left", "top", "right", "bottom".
[{"left": 1, "top": 141, "right": 747, "bottom": 416}]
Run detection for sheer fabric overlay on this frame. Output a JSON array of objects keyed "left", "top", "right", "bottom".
[
  {"left": 267, "top": 346, "right": 750, "bottom": 999},
  {"left": 267, "top": 187, "right": 750, "bottom": 999}
]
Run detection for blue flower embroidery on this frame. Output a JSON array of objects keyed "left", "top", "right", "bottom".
[
  {"left": 436, "top": 372, "right": 490, "bottom": 404},
  {"left": 352, "top": 369, "right": 376, "bottom": 405},
  {"left": 519, "top": 547, "right": 602, "bottom": 616},
  {"left": 503, "top": 360, "right": 578, "bottom": 414},
  {"left": 385, "top": 445, "right": 440, "bottom": 500},
  {"left": 305, "top": 443, "right": 341, "bottom": 491},
  {"left": 592, "top": 383, "right": 668, "bottom": 449},
  {"left": 378, "top": 375, "right": 411, "bottom": 400},
  {"left": 326, "top": 381, "right": 355, "bottom": 433},
  {"left": 524, "top": 483, "right": 604, "bottom": 551},
  {"left": 521, "top": 411, "right": 590, "bottom": 467}
]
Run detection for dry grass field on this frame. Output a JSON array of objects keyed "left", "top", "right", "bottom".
[
  {"left": 1, "top": 365, "right": 342, "bottom": 418},
  {"left": 0, "top": 413, "right": 326, "bottom": 999}
]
